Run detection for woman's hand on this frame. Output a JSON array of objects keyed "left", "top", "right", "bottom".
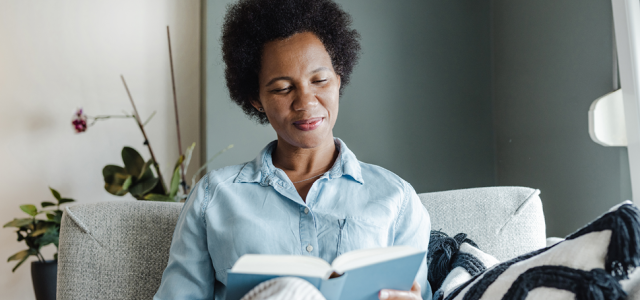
[{"left": 378, "top": 281, "right": 422, "bottom": 300}]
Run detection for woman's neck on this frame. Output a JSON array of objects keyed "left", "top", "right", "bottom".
[{"left": 272, "top": 136, "right": 338, "bottom": 176}]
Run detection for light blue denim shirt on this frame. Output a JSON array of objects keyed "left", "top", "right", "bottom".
[{"left": 154, "top": 138, "right": 432, "bottom": 300}]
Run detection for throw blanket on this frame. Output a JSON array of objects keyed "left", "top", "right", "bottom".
[{"left": 240, "top": 277, "right": 326, "bottom": 300}]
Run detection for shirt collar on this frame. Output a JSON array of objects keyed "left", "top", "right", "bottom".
[{"left": 234, "top": 138, "right": 364, "bottom": 185}]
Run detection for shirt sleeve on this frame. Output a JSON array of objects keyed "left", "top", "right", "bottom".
[
  {"left": 154, "top": 175, "right": 215, "bottom": 300},
  {"left": 393, "top": 181, "right": 432, "bottom": 300}
]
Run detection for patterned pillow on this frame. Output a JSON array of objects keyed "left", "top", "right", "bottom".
[{"left": 436, "top": 201, "right": 640, "bottom": 300}]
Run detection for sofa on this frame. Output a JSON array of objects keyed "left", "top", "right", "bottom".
[{"left": 56, "top": 186, "right": 547, "bottom": 299}]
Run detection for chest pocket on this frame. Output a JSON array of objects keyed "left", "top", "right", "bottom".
[{"left": 337, "top": 217, "right": 390, "bottom": 255}]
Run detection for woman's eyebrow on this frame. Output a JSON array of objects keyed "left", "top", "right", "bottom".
[
  {"left": 310, "top": 67, "right": 329, "bottom": 74},
  {"left": 265, "top": 76, "right": 292, "bottom": 87}
]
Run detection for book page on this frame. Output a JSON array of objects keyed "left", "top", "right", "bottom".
[
  {"left": 230, "top": 254, "right": 333, "bottom": 278},
  {"left": 331, "top": 246, "right": 421, "bottom": 274}
]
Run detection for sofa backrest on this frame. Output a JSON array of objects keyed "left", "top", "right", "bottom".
[
  {"left": 57, "top": 186, "right": 546, "bottom": 299},
  {"left": 57, "top": 200, "right": 182, "bottom": 300},
  {"left": 418, "top": 186, "right": 546, "bottom": 261}
]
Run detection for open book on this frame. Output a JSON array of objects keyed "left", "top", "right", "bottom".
[{"left": 226, "top": 246, "right": 426, "bottom": 300}]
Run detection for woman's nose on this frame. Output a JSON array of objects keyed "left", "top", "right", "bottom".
[{"left": 292, "top": 86, "right": 318, "bottom": 111}]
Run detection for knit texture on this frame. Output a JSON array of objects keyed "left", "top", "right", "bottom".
[
  {"left": 240, "top": 277, "right": 326, "bottom": 300},
  {"left": 57, "top": 200, "right": 182, "bottom": 300},
  {"left": 419, "top": 186, "right": 546, "bottom": 262},
  {"left": 440, "top": 202, "right": 640, "bottom": 300}
]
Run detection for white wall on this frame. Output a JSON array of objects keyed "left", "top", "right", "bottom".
[{"left": 0, "top": 1, "right": 201, "bottom": 299}]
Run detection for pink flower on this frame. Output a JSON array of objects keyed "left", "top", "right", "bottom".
[{"left": 72, "top": 108, "right": 88, "bottom": 133}]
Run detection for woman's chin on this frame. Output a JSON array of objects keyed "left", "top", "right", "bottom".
[{"left": 281, "top": 131, "right": 333, "bottom": 150}]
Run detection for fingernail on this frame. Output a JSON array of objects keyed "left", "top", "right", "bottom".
[{"left": 379, "top": 290, "right": 389, "bottom": 300}]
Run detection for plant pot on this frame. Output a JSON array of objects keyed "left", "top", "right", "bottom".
[{"left": 31, "top": 260, "right": 57, "bottom": 300}]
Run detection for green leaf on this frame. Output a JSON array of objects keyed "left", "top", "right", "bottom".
[
  {"left": 49, "top": 187, "right": 61, "bottom": 201},
  {"left": 31, "top": 228, "right": 48, "bottom": 237},
  {"left": 122, "top": 175, "right": 133, "bottom": 191},
  {"left": 129, "top": 178, "right": 159, "bottom": 198},
  {"left": 103, "top": 165, "right": 128, "bottom": 180},
  {"left": 59, "top": 198, "right": 75, "bottom": 205},
  {"left": 173, "top": 155, "right": 185, "bottom": 174},
  {"left": 122, "top": 147, "right": 145, "bottom": 178},
  {"left": 3, "top": 218, "right": 33, "bottom": 228},
  {"left": 182, "top": 142, "right": 196, "bottom": 175},
  {"left": 38, "top": 230, "right": 59, "bottom": 248},
  {"left": 20, "top": 205, "right": 37, "bottom": 217},
  {"left": 143, "top": 193, "right": 175, "bottom": 202},
  {"left": 11, "top": 254, "right": 32, "bottom": 273},
  {"left": 138, "top": 159, "right": 155, "bottom": 181},
  {"left": 104, "top": 182, "right": 128, "bottom": 196},
  {"left": 169, "top": 165, "right": 181, "bottom": 198},
  {"left": 12, "top": 254, "right": 31, "bottom": 273},
  {"left": 103, "top": 168, "right": 131, "bottom": 196},
  {"left": 53, "top": 211, "right": 63, "bottom": 224},
  {"left": 8, "top": 249, "right": 31, "bottom": 262},
  {"left": 46, "top": 213, "right": 55, "bottom": 221},
  {"left": 41, "top": 201, "right": 55, "bottom": 208}
]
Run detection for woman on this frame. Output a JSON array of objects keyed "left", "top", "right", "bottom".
[{"left": 154, "top": 0, "right": 431, "bottom": 299}]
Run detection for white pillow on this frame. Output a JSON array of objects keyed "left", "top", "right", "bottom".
[{"left": 437, "top": 201, "right": 640, "bottom": 300}]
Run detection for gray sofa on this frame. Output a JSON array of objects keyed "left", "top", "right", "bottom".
[{"left": 56, "top": 186, "right": 546, "bottom": 300}]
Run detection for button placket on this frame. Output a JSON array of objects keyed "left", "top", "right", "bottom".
[{"left": 299, "top": 204, "right": 317, "bottom": 256}]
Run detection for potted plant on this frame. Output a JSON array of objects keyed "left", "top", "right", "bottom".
[{"left": 4, "top": 187, "right": 75, "bottom": 300}]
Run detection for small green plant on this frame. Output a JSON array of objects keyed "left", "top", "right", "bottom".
[{"left": 3, "top": 187, "right": 75, "bottom": 272}]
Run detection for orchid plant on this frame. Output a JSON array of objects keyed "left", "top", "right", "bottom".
[{"left": 73, "top": 26, "right": 232, "bottom": 202}]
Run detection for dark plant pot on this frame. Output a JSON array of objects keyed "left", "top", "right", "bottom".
[{"left": 31, "top": 260, "right": 57, "bottom": 300}]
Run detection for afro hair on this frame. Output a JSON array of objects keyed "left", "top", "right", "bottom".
[{"left": 221, "top": 0, "right": 361, "bottom": 124}]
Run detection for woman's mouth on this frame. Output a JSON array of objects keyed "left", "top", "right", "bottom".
[{"left": 293, "top": 117, "right": 324, "bottom": 131}]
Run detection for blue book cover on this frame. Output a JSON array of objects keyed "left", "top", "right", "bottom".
[
  {"left": 225, "top": 247, "right": 426, "bottom": 300},
  {"left": 337, "top": 252, "right": 425, "bottom": 300}
]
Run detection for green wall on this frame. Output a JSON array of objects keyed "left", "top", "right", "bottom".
[
  {"left": 204, "top": 0, "right": 632, "bottom": 237},
  {"left": 491, "top": 0, "right": 632, "bottom": 237}
]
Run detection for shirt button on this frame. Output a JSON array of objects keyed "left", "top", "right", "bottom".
[
  {"left": 306, "top": 244, "right": 313, "bottom": 253},
  {"left": 304, "top": 207, "right": 309, "bottom": 214}
]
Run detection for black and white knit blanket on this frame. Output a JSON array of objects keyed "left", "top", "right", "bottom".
[{"left": 427, "top": 201, "right": 640, "bottom": 300}]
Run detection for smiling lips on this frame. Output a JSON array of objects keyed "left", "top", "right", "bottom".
[{"left": 293, "top": 117, "right": 323, "bottom": 131}]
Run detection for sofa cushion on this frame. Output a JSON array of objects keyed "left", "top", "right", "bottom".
[{"left": 418, "top": 186, "right": 546, "bottom": 261}]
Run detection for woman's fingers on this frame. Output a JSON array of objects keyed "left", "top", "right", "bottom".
[
  {"left": 378, "top": 281, "right": 421, "bottom": 300},
  {"left": 411, "top": 281, "right": 421, "bottom": 293}
]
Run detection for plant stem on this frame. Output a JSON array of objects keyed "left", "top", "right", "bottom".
[
  {"left": 120, "top": 75, "right": 167, "bottom": 193},
  {"left": 167, "top": 26, "right": 188, "bottom": 194},
  {"left": 88, "top": 114, "right": 134, "bottom": 126},
  {"left": 36, "top": 251, "right": 45, "bottom": 263}
]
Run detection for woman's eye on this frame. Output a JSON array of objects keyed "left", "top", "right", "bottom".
[
  {"left": 314, "top": 79, "right": 328, "bottom": 84},
  {"left": 272, "top": 87, "right": 291, "bottom": 93}
]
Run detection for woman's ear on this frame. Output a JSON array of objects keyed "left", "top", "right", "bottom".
[{"left": 250, "top": 99, "right": 264, "bottom": 112}]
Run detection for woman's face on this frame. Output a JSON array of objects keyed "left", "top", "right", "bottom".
[{"left": 255, "top": 32, "right": 341, "bottom": 150}]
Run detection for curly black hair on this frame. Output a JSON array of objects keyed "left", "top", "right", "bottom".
[{"left": 221, "top": 0, "right": 361, "bottom": 124}]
